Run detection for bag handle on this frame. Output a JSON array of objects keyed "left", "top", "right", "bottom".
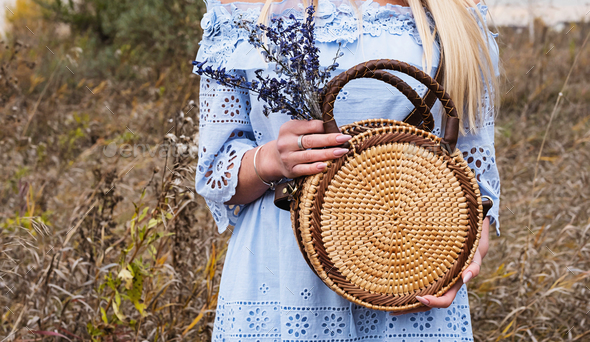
[
  {"left": 275, "top": 60, "right": 493, "bottom": 217},
  {"left": 320, "top": 59, "right": 459, "bottom": 153},
  {"left": 403, "top": 56, "right": 444, "bottom": 131}
]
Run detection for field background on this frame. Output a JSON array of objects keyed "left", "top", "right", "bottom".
[{"left": 1, "top": 0, "right": 589, "bottom": 341}]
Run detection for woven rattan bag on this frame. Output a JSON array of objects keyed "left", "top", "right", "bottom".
[{"left": 274, "top": 59, "right": 493, "bottom": 311}]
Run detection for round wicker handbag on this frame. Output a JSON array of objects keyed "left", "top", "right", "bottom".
[{"left": 274, "top": 59, "right": 493, "bottom": 311}]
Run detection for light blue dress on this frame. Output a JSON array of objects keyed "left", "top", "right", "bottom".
[{"left": 194, "top": 0, "right": 501, "bottom": 341}]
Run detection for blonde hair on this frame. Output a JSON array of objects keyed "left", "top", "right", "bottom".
[{"left": 257, "top": 0, "right": 498, "bottom": 135}]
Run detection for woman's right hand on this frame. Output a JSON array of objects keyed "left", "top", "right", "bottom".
[{"left": 258, "top": 120, "right": 352, "bottom": 180}]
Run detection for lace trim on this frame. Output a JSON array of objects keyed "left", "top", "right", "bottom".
[
  {"left": 196, "top": 77, "right": 256, "bottom": 233},
  {"left": 213, "top": 287, "right": 473, "bottom": 341},
  {"left": 456, "top": 91, "right": 501, "bottom": 236},
  {"left": 196, "top": 0, "right": 492, "bottom": 69},
  {"left": 460, "top": 143, "right": 501, "bottom": 234}
]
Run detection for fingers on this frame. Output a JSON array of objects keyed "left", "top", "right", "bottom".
[
  {"left": 299, "top": 133, "right": 351, "bottom": 149},
  {"left": 280, "top": 119, "right": 325, "bottom": 135},
  {"left": 391, "top": 239, "right": 484, "bottom": 316},
  {"left": 275, "top": 120, "right": 354, "bottom": 179},
  {"left": 279, "top": 120, "right": 351, "bottom": 149},
  {"left": 291, "top": 162, "right": 329, "bottom": 177},
  {"left": 390, "top": 279, "right": 464, "bottom": 316},
  {"left": 463, "top": 249, "right": 482, "bottom": 284},
  {"left": 415, "top": 279, "right": 463, "bottom": 309},
  {"left": 288, "top": 148, "right": 349, "bottom": 165},
  {"left": 479, "top": 217, "right": 490, "bottom": 258}
]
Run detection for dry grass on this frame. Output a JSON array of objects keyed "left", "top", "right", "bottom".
[
  {"left": 0, "top": 4, "right": 589, "bottom": 342},
  {"left": 1, "top": 2, "right": 223, "bottom": 341},
  {"left": 470, "top": 23, "right": 590, "bottom": 341}
]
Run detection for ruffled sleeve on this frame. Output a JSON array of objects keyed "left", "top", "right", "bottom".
[
  {"left": 455, "top": 92, "right": 501, "bottom": 237},
  {"left": 455, "top": 3, "right": 501, "bottom": 236},
  {"left": 195, "top": 0, "right": 267, "bottom": 71},
  {"left": 195, "top": 76, "right": 256, "bottom": 234},
  {"left": 194, "top": 1, "right": 260, "bottom": 233}
]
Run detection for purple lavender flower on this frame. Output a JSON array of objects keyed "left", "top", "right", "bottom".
[{"left": 193, "top": 5, "right": 342, "bottom": 121}]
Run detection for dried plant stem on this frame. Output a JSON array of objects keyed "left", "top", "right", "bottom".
[
  {"left": 517, "top": 29, "right": 590, "bottom": 337},
  {"left": 525, "top": 29, "right": 590, "bottom": 252},
  {"left": 21, "top": 60, "right": 62, "bottom": 137}
]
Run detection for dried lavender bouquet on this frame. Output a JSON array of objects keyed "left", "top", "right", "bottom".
[{"left": 193, "top": 6, "right": 342, "bottom": 120}]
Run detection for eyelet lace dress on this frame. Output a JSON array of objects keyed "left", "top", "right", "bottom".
[{"left": 194, "top": 0, "right": 501, "bottom": 341}]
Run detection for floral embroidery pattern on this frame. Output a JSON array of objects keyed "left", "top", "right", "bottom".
[
  {"left": 444, "top": 307, "right": 470, "bottom": 333},
  {"left": 300, "top": 288, "right": 312, "bottom": 300},
  {"left": 457, "top": 108, "right": 501, "bottom": 234},
  {"left": 259, "top": 283, "right": 270, "bottom": 294},
  {"left": 413, "top": 84, "right": 427, "bottom": 97},
  {"left": 388, "top": 316, "right": 398, "bottom": 329},
  {"left": 195, "top": 77, "right": 256, "bottom": 232},
  {"left": 410, "top": 311, "right": 434, "bottom": 331},
  {"left": 322, "top": 313, "right": 346, "bottom": 336},
  {"left": 254, "top": 130, "right": 263, "bottom": 143},
  {"left": 213, "top": 296, "right": 475, "bottom": 341},
  {"left": 431, "top": 126, "right": 442, "bottom": 137},
  {"left": 246, "top": 308, "right": 270, "bottom": 332},
  {"left": 336, "top": 90, "right": 349, "bottom": 101},
  {"left": 286, "top": 313, "right": 310, "bottom": 337},
  {"left": 357, "top": 309, "right": 379, "bottom": 334}
]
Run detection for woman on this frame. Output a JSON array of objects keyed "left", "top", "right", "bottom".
[{"left": 194, "top": 0, "right": 501, "bottom": 340}]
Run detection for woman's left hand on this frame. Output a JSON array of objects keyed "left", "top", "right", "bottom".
[{"left": 390, "top": 217, "right": 490, "bottom": 316}]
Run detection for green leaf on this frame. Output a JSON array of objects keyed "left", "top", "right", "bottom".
[
  {"left": 130, "top": 212, "right": 137, "bottom": 240},
  {"left": 147, "top": 231, "right": 161, "bottom": 245},
  {"left": 87, "top": 322, "right": 103, "bottom": 338},
  {"left": 138, "top": 207, "right": 149, "bottom": 222},
  {"left": 127, "top": 262, "right": 146, "bottom": 317},
  {"left": 100, "top": 307, "right": 108, "bottom": 324},
  {"left": 126, "top": 263, "right": 135, "bottom": 276},
  {"left": 148, "top": 244, "right": 157, "bottom": 259},
  {"left": 113, "top": 300, "right": 126, "bottom": 322},
  {"left": 147, "top": 218, "right": 159, "bottom": 229},
  {"left": 124, "top": 242, "right": 134, "bottom": 254},
  {"left": 99, "top": 275, "right": 108, "bottom": 292},
  {"left": 139, "top": 225, "right": 147, "bottom": 240},
  {"left": 115, "top": 290, "right": 121, "bottom": 307},
  {"left": 134, "top": 302, "right": 146, "bottom": 316},
  {"left": 106, "top": 273, "right": 120, "bottom": 291}
]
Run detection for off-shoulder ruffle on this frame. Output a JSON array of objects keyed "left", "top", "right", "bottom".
[{"left": 194, "top": 0, "right": 494, "bottom": 72}]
